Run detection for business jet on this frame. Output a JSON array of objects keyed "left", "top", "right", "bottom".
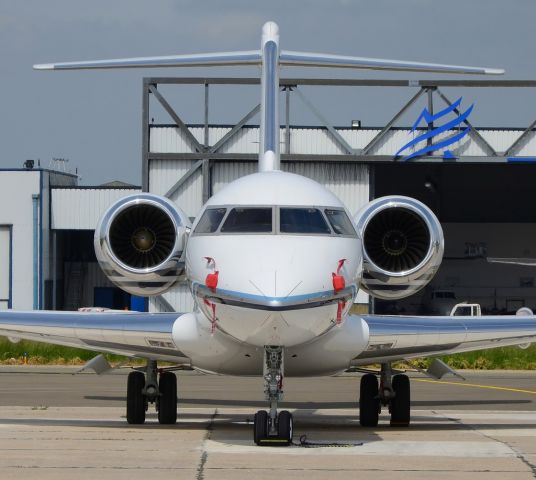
[{"left": 2, "top": 22, "right": 535, "bottom": 446}]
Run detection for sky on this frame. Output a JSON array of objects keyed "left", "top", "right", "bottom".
[{"left": 1, "top": 0, "right": 535, "bottom": 185}]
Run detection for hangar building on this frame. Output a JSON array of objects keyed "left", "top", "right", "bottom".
[{"left": 2, "top": 77, "right": 536, "bottom": 315}]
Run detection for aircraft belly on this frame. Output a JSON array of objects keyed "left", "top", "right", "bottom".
[{"left": 175, "top": 312, "right": 369, "bottom": 376}]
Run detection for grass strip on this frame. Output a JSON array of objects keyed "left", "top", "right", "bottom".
[
  {"left": 2, "top": 337, "right": 536, "bottom": 369},
  {"left": 0, "top": 337, "right": 130, "bottom": 365}
]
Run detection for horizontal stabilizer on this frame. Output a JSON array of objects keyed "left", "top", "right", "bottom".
[
  {"left": 34, "top": 51, "right": 261, "bottom": 70},
  {"left": 34, "top": 50, "right": 503, "bottom": 76},
  {"left": 280, "top": 51, "right": 504, "bottom": 75}
]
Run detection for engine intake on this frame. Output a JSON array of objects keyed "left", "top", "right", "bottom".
[
  {"left": 95, "top": 193, "right": 191, "bottom": 296},
  {"left": 355, "top": 196, "right": 443, "bottom": 300}
]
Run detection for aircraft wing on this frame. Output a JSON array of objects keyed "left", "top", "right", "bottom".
[
  {"left": 487, "top": 257, "right": 536, "bottom": 266},
  {"left": 352, "top": 313, "right": 536, "bottom": 365},
  {"left": 0, "top": 310, "right": 187, "bottom": 363}
]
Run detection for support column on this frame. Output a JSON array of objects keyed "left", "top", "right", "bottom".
[{"left": 32, "top": 194, "right": 39, "bottom": 310}]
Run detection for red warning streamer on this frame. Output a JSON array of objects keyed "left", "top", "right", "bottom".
[
  {"left": 332, "top": 258, "right": 347, "bottom": 292},
  {"left": 204, "top": 298, "right": 217, "bottom": 334}
]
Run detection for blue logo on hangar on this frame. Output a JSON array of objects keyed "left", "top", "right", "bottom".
[{"left": 395, "top": 97, "right": 473, "bottom": 161}]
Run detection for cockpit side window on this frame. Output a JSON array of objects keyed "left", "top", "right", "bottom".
[
  {"left": 194, "top": 208, "right": 227, "bottom": 234},
  {"left": 280, "top": 208, "right": 331, "bottom": 234},
  {"left": 220, "top": 207, "right": 273, "bottom": 233},
  {"left": 324, "top": 209, "right": 357, "bottom": 236}
]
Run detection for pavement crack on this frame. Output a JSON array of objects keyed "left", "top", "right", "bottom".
[
  {"left": 442, "top": 412, "right": 536, "bottom": 478},
  {"left": 196, "top": 408, "right": 217, "bottom": 480}
]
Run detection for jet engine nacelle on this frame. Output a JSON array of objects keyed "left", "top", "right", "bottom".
[
  {"left": 94, "top": 193, "right": 191, "bottom": 296},
  {"left": 354, "top": 196, "right": 444, "bottom": 300}
]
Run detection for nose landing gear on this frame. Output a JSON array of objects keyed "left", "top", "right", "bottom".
[
  {"left": 253, "top": 346, "right": 293, "bottom": 445},
  {"left": 359, "top": 363, "right": 410, "bottom": 427}
]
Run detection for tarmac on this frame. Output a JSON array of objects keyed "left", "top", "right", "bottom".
[{"left": 1, "top": 367, "right": 535, "bottom": 479}]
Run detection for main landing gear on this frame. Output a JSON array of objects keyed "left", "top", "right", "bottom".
[
  {"left": 126, "top": 359, "right": 178, "bottom": 425},
  {"left": 253, "top": 346, "right": 293, "bottom": 446},
  {"left": 359, "top": 362, "right": 410, "bottom": 427}
]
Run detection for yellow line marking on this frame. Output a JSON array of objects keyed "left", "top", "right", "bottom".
[{"left": 414, "top": 378, "right": 536, "bottom": 395}]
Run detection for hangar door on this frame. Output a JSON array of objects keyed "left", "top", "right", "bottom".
[{"left": 0, "top": 226, "right": 11, "bottom": 309}]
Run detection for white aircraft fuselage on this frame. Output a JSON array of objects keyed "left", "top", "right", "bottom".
[{"left": 186, "top": 170, "right": 362, "bottom": 348}]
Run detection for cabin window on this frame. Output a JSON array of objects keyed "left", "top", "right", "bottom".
[
  {"left": 324, "top": 209, "right": 357, "bottom": 236},
  {"left": 220, "top": 207, "right": 273, "bottom": 233},
  {"left": 194, "top": 208, "right": 227, "bottom": 234},
  {"left": 279, "top": 208, "right": 331, "bottom": 234}
]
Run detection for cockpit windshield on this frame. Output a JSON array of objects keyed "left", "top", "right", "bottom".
[
  {"left": 280, "top": 208, "right": 331, "bottom": 234},
  {"left": 220, "top": 207, "right": 273, "bottom": 233},
  {"left": 324, "top": 209, "right": 357, "bottom": 236},
  {"left": 193, "top": 205, "right": 357, "bottom": 237},
  {"left": 194, "top": 208, "right": 227, "bottom": 234}
]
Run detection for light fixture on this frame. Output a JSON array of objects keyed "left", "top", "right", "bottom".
[
  {"left": 351, "top": 119, "right": 361, "bottom": 128},
  {"left": 424, "top": 176, "right": 437, "bottom": 193}
]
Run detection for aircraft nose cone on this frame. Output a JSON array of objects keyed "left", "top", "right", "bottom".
[{"left": 249, "top": 269, "right": 301, "bottom": 300}]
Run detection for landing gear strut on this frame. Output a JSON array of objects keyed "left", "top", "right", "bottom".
[
  {"left": 359, "top": 363, "right": 410, "bottom": 427},
  {"left": 126, "top": 360, "right": 177, "bottom": 425},
  {"left": 253, "top": 346, "right": 293, "bottom": 445}
]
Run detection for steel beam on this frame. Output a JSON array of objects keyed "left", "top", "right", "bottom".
[
  {"left": 164, "top": 159, "right": 204, "bottom": 198},
  {"left": 208, "top": 104, "right": 260, "bottom": 154},
  {"left": 148, "top": 84, "right": 205, "bottom": 154},
  {"left": 362, "top": 88, "right": 426, "bottom": 155},
  {"left": 155, "top": 295, "right": 175, "bottom": 313},
  {"left": 202, "top": 83, "right": 211, "bottom": 203},
  {"left": 149, "top": 151, "right": 519, "bottom": 164},
  {"left": 294, "top": 88, "right": 355, "bottom": 155},
  {"left": 435, "top": 89, "right": 498, "bottom": 156},
  {"left": 285, "top": 87, "right": 291, "bottom": 154},
  {"left": 503, "top": 118, "right": 536, "bottom": 156},
  {"left": 204, "top": 82, "right": 209, "bottom": 147},
  {"left": 142, "top": 81, "right": 150, "bottom": 191},
  {"left": 144, "top": 77, "right": 536, "bottom": 88},
  {"left": 427, "top": 88, "right": 434, "bottom": 149}
]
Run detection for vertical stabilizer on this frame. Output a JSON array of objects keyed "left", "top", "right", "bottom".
[{"left": 259, "top": 21, "right": 280, "bottom": 172}]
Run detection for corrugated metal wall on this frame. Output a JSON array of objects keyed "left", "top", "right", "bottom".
[
  {"left": 51, "top": 188, "right": 141, "bottom": 230},
  {"left": 150, "top": 126, "right": 536, "bottom": 157},
  {"left": 64, "top": 261, "right": 114, "bottom": 307},
  {"left": 148, "top": 160, "right": 203, "bottom": 219}
]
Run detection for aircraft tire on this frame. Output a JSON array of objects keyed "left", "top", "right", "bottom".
[
  {"left": 359, "top": 373, "right": 379, "bottom": 427},
  {"left": 253, "top": 410, "right": 268, "bottom": 445},
  {"left": 158, "top": 372, "right": 177, "bottom": 425},
  {"left": 126, "top": 371, "right": 146, "bottom": 424},
  {"left": 278, "top": 410, "right": 293, "bottom": 445},
  {"left": 390, "top": 374, "right": 410, "bottom": 427}
]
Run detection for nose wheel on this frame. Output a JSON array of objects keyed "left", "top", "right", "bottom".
[
  {"left": 253, "top": 409, "right": 293, "bottom": 445},
  {"left": 253, "top": 346, "right": 293, "bottom": 446}
]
